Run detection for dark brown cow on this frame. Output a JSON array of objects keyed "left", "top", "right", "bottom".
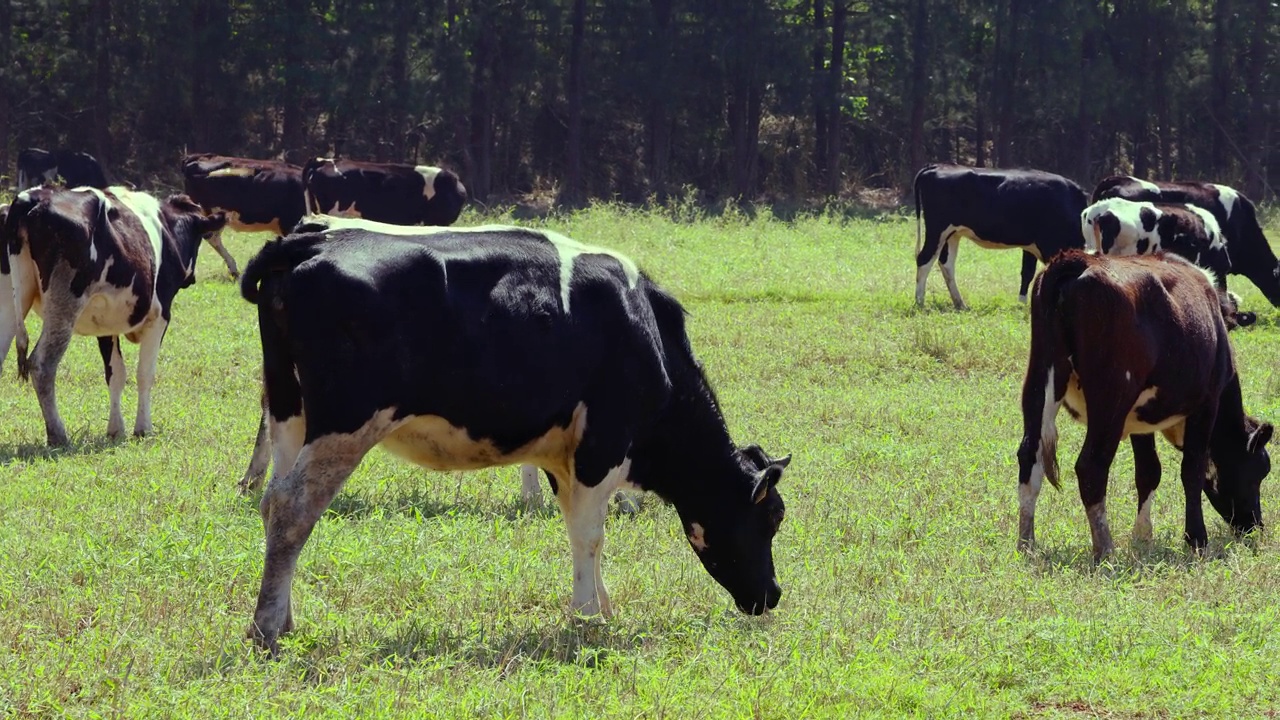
[
  {"left": 1092, "top": 176, "right": 1280, "bottom": 306},
  {"left": 181, "top": 153, "right": 307, "bottom": 277},
  {"left": 0, "top": 186, "right": 225, "bottom": 445},
  {"left": 302, "top": 158, "right": 467, "bottom": 227},
  {"left": 1017, "top": 250, "right": 1272, "bottom": 560}
]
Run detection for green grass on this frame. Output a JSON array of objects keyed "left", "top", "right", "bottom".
[{"left": 2, "top": 204, "right": 1280, "bottom": 717}]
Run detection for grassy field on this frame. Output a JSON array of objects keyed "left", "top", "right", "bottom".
[{"left": 2, "top": 204, "right": 1280, "bottom": 718}]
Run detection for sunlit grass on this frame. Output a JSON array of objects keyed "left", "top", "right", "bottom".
[{"left": 1, "top": 204, "right": 1279, "bottom": 716}]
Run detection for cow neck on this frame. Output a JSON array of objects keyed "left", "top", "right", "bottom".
[
  {"left": 168, "top": 214, "right": 203, "bottom": 272},
  {"left": 1209, "top": 374, "right": 1253, "bottom": 462}
]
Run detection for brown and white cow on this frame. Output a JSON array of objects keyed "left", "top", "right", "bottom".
[
  {"left": 181, "top": 153, "right": 307, "bottom": 277},
  {"left": 1017, "top": 250, "right": 1272, "bottom": 561},
  {"left": 0, "top": 186, "right": 225, "bottom": 445},
  {"left": 302, "top": 158, "right": 467, "bottom": 227},
  {"left": 1092, "top": 176, "right": 1280, "bottom": 306}
]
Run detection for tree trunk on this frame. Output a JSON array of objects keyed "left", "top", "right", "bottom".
[
  {"left": 1209, "top": 0, "right": 1232, "bottom": 178},
  {"left": 972, "top": 25, "right": 986, "bottom": 167},
  {"left": 280, "top": 0, "right": 307, "bottom": 162},
  {"left": 907, "top": 0, "right": 928, "bottom": 181},
  {"left": 0, "top": 0, "right": 11, "bottom": 180},
  {"left": 1243, "top": 0, "right": 1269, "bottom": 199},
  {"left": 825, "top": 0, "right": 846, "bottom": 196},
  {"left": 390, "top": 0, "right": 413, "bottom": 159},
  {"left": 467, "top": 3, "right": 494, "bottom": 201},
  {"left": 812, "top": 0, "right": 827, "bottom": 182},
  {"left": 563, "top": 0, "right": 586, "bottom": 206},
  {"left": 93, "top": 0, "right": 112, "bottom": 168},
  {"left": 646, "top": 0, "right": 674, "bottom": 199},
  {"left": 993, "top": 0, "right": 1023, "bottom": 167}
]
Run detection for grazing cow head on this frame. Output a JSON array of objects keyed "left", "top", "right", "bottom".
[
  {"left": 1204, "top": 420, "right": 1274, "bottom": 534},
  {"left": 683, "top": 445, "right": 790, "bottom": 614},
  {"left": 161, "top": 193, "right": 227, "bottom": 286}
]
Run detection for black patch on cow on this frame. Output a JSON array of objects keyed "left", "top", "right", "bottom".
[
  {"left": 1136, "top": 238, "right": 1149, "bottom": 254},
  {"left": 97, "top": 336, "right": 116, "bottom": 385},
  {"left": 1139, "top": 207, "right": 1158, "bottom": 232},
  {"left": 1097, "top": 214, "right": 1120, "bottom": 254}
]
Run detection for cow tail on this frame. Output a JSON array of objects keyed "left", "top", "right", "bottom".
[
  {"left": 239, "top": 235, "right": 325, "bottom": 306},
  {"left": 1020, "top": 252, "right": 1088, "bottom": 490},
  {"left": 913, "top": 166, "right": 928, "bottom": 257}
]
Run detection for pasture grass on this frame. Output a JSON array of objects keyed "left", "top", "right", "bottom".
[{"left": 2, "top": 204, "right": 1280, "bottom": 717}]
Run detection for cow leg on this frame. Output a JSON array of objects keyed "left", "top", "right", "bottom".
[
  {"left": 1075, "top": 422, "right": 1124, "bottom": 562},
  {"left": 520, "top": 463, "right": 543, "bottom": 505},
  {"left": 28, "top": 281, "right": 86, "bottom": 446},
  {"left": 97, "top": 336, "right": 128, "bottom": 440},
  {"left": 914, "top": 224, "right": 945, "bottom": 307},
  {"left": 131, "top": 318, "right": 169, "bottom": 437},
  {"left": 204, "top": 229, "right": 240, "bottom": 278},
  {"left": 239, "top": 399, "right": 273, "bottom": 495},
  {"left": 8, "top": 254, "right": 38, "bottom": 378},
  {"left": 1018, "top": 251, "right": 1038, "bottom": 303},
  {"left": 1178, "top": 408, "right": 1216, "bottom": 552},
  {"left": 1131, "top": 434, "right": 1161, "bottom": 543},
  {"left": 556, "top": 461, "right": 630, "bottom": 618},
  {"left": 249, "top": 431, "right": 375, "bottom": 656},
  {"left": 938, "top": 232, "right": 967, "bottom": 310}
]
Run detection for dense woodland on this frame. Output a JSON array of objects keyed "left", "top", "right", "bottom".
[{"left": 0, "top": 0, "right": 1275, "bottom": 204}]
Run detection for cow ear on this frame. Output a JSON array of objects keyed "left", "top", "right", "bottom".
[
  {"left": 772, "top": 453, "right": 792, "bottom": 470},
  {"left": 751, "top": 463, "right": 786, "bottom": 504},
  {"left": 1248, "top": 423, "right": 1274, "bottom": 454}
]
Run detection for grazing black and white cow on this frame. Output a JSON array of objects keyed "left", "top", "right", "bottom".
[
  {"left": 181, "top": 153, "right": 307, "bottom": 277},
  {"left": 1092, "top": 176, "right": 1280, "bottom": 306},
  {"left": 914, "top": 164, "right": 1088, "bottom": 309},
  {"left": 238, "top": 217, "right": 790, "bottom": 655},
  {"left": 1017, "top": 250, "right": 1273, "bottom": 561},
  {"left": 302, "top": 158, "right": 467, "bottom": 227},
  {"left": 0, "top": 186, "right": 226, "bottom": 445},
  {"left": 17, "top": 148, "right": 109, "bottom": 191}
]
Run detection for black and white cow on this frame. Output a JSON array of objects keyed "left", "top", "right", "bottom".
[
  {"left": 1081, "top": 198, "right": 1230, "bottom": 280},
  {"left": 1092, "top": 176, "right": 1280, "bottom": 306},
  {"left": 302, "top": 158, "right": 467, "bottom": 227},
  {"left": 914, "top": 164, "right": 1088, "bottom": 309},
  {"left": 238, "top": 217, "right": 790, "bottom": 655},
  {"left": 181, "top": 153, "right": 308, "bottom": 277},
  {"left": 1017, "top": 250, "right": 1273, "bottom": 561},
  {"left": 0, "top": 186, "right": 226, "bottom": 445},
  {"left": 17, "top": 148, "right": 109, "bottom": 191}
]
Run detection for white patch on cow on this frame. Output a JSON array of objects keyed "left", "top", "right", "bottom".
[
  {"left": 218, "top": 209, "right": 283, "bottom": 235},
  {"left": 72, "top": 257, "right": 152, "bottom": 336},
  {"left": 1133, "top": 495, "right": 1154, "bottom": 542},
  {"left": 269, "top": 414, "right": 307, "bottom": 483},
  {"left": 1067, "top": 381, "right": 1188, "bottom": 438},
  {"left": 325, "top": 201, "right": 363, "bottom": 218},
  {"left": 208, "top": 167, "right": 256, "bottom": 178},
  {"left": 381, "top": 402, "right": 589, "bottom": 479},
  {"left": 305, "top": 216, "right": 641, "bottom": 312},
  {"left": 543, "top": 228, "right": 641, "bottom": 313},
  {"left": 1213, "top": 184, "right": 1239, "bottom": 219},
  {"left": 415, "top": 166, "right": 442, "bottom": 201},
  {"left": 1081, "top": 198, "right": 1164, "bottom": 255},
  {"left": 109, "top": 187, "right": 165, "bottom": 287},
  {"left": 688, "top": 522, "right": 708, "bottom": 551},
  {"left": 16, "top": 190, "right": 31, "bottom": 203},
  {"left": 1040, "top": 367, "right": 1060, "bottom": 463},
  {"left": 1183, "top": 205, "right": 1225, "bottom": 249},
  {"left": 1131, "top": 176, "right": 1161, "bottom": 193},
  {"left": 565, "top": 457, "right": 631, "bottom": 617}
]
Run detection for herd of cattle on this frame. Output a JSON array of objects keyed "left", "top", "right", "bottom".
[{"left": 0, "top": 149, "right": 1274, "bottom": 655}]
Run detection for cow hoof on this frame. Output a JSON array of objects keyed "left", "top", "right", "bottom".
[{"left": 237, "top": 474, "right": 265, "bottom": 496}]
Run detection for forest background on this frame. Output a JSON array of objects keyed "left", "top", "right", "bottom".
[{"left": 0, "top": 0, "right": 1275, "bottom": 207}]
